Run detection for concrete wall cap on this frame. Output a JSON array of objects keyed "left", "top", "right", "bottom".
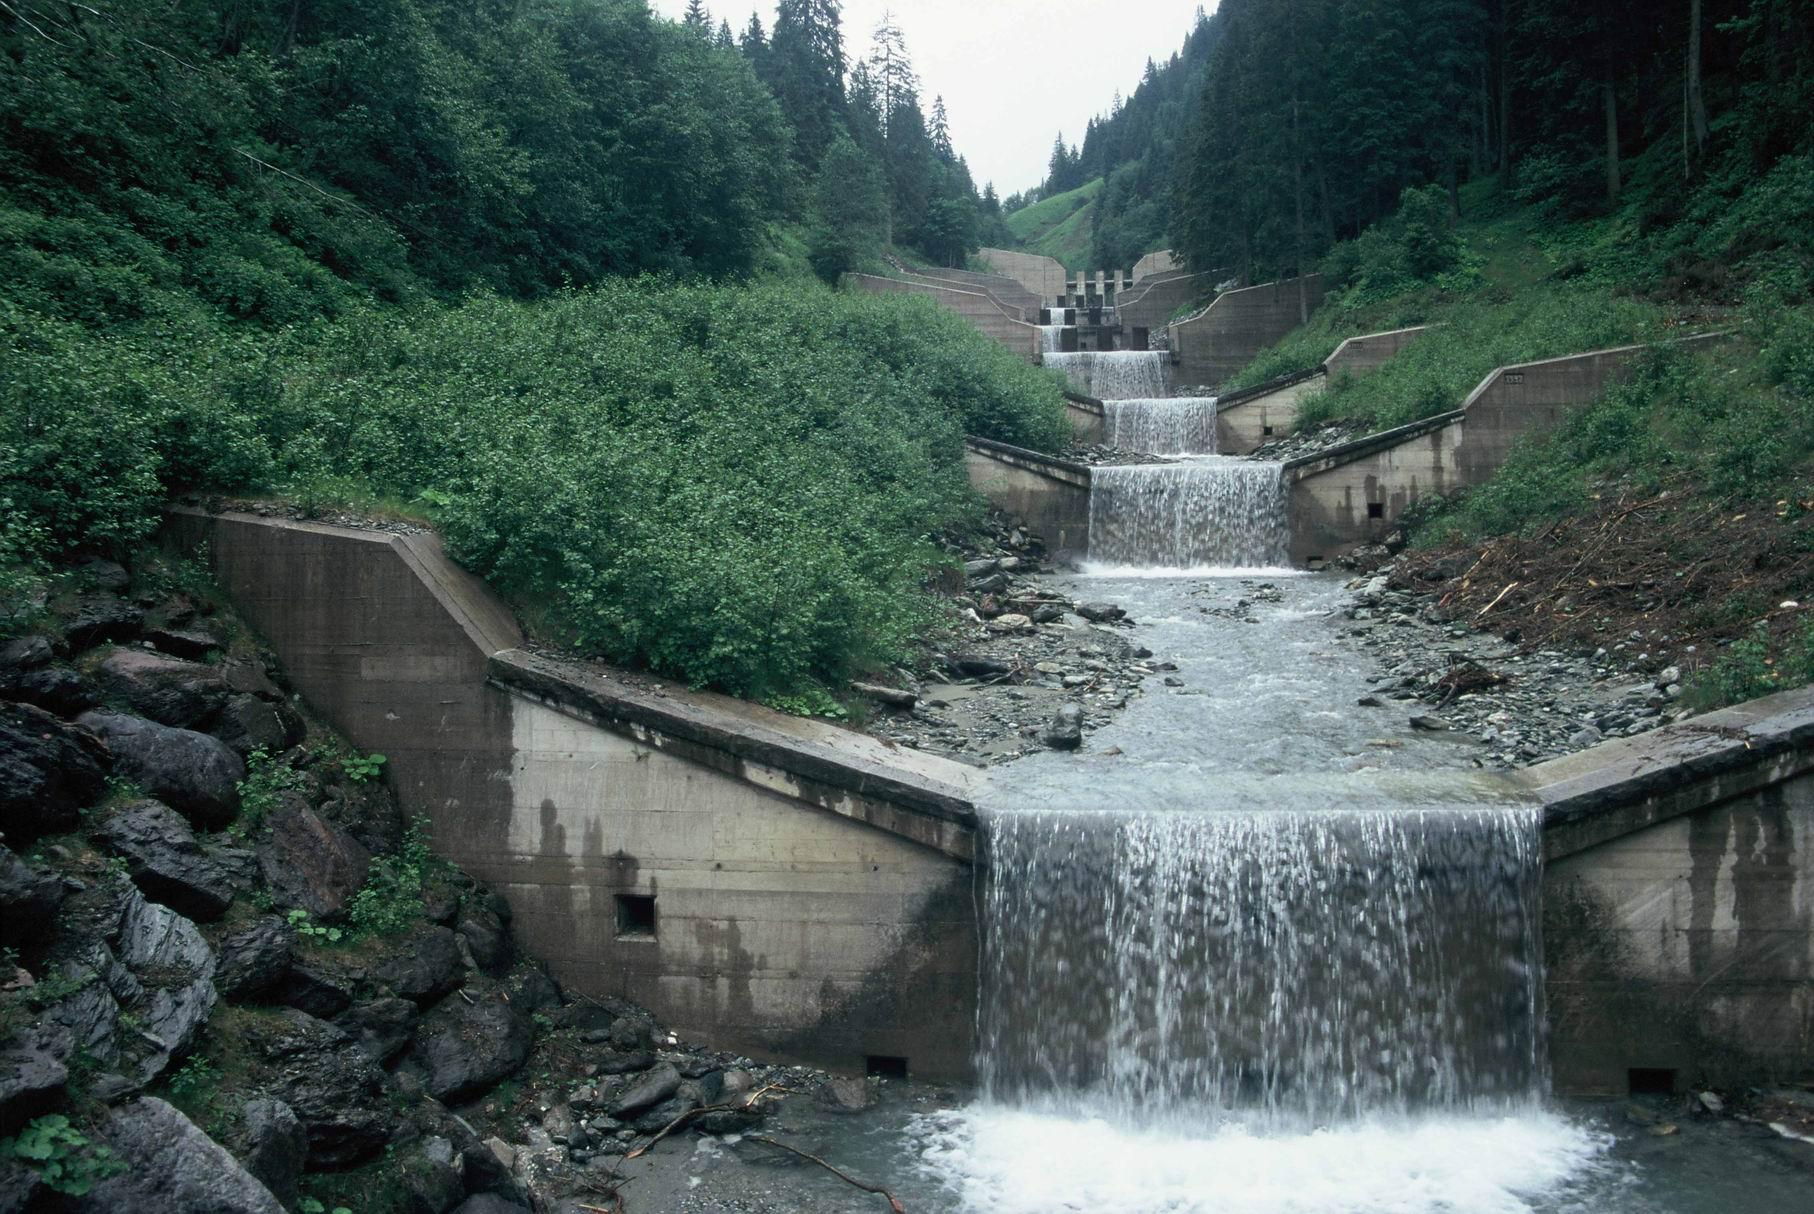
[{"left": 963, "top": 436, "right": 1094, "bottom": 486}]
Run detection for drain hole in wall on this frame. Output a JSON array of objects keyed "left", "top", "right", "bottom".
[
  {"left": 616, "top": 894, "right": 657, "bottom": 940},
  {"left": 1628, "top": 1068, "right": 1676, "bottom": 1095},
  {"left": 1262, "top": 425, "right": 1275, "bottom": 436},
  {"left": 866, "top": 1055, "right": 908, "bottom": 1079},
  {"left": 1368, "top": 502, "right": 1385, "bottom": 519}
]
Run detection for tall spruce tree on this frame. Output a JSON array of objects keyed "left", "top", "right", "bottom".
[{"left": 771, "top": 0, "right": 847, "bottom": 168}]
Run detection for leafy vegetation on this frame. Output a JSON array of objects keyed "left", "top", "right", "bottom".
[
  {"left": 341, "top": 753, "right": 388, "bottom": 785},
  {"left": 232, "top": 749, "right": 307, "bottom": 837},
  {"left": 1, "top": 1114, "right": 125, "bottom": 1196},
  {"left": 345, "top": 821, "right": 446, "bottom": 940}
]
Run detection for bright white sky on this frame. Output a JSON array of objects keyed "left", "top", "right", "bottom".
[{"left": 647, "top": 1, "right": 1213, "bottom": 194}]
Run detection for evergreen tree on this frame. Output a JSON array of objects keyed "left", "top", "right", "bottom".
[
  {"left": 740, "top": 12, "right": 770, "bottom": 81},
  {"left": 717, "top": 19, "right": 735, "bottom": 50},
  {"left": 808, "top": 133, "right": 889, "bottom": 281},
  {"left": 771, "top": 0, "right": 847, "bottom": 168},
  {"left": 684, "top": 0, "right": 711, "bottom": 34},
  {"left": 931, "top": 96, "right": 954, "bottom": 161}
]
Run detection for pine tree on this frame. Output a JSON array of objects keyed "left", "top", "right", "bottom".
[
  {"left": 771, "top": 0, "right": 847, "bottom": 168},
  {"left": 717, "top": 19, "right": 735, "bottom": 50},
  {"left": 868, "top": 15, "right": 918, "bottom": 132},
  {"left": 684, "top": 0, "right": 711, "bottom": 34},
  {"left": 740, "top": 12, "right": 770, "bottom": 81},
  {"left": 930, "top": 95, "right": 954, "bottom": 161}
]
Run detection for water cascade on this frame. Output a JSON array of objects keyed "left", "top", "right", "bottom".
[
  {"left": 1039, "top": 324, "right": 1069, "bottom": 354},
  {"left": 1044, "top": 350, "right": 1167, "bottom": 400},
  {"left": 1102, "top": 396, "right": 1220, "bottom": 455},
  {"left": 1087, "top": 459, "right": 1289, "bottom": 571},
  {"left": 976, "top": 803, "right": 1547, "bottom": 1128}
]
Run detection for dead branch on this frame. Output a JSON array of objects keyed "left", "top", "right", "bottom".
[
  {"left": 745, "top": 1136, "right": 907, "bottom": 1213},
  {"left": 622, "top": 1084, "right": 788, "bottom": 1161}
]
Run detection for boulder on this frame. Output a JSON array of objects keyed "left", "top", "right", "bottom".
[
  {"left": 93, "top": 799, "right": 239, "bottom": 921},
  {"left": 630, "top": 1092, "right": 698, "bottom": 1134},
  {"left": 61, "top": 596, "right": 143, "bottom": 649},
  {"left": 0, "top": 636, "right": 52, "bottom": 672},
  {"left": 145, "top": 625, "right": 223, "bottom": 662},
  {"left": 214, "top": 694, "right": 305, "bottom": 757},
  {"left": 1075, "top": 602, "right": 1125, "bottom": 623},
  {"left": 0, "top": 1025, "right": 72, "bottom": 1137},
  {"left": 456, "top": 908, "right": 510, "bottom": 975},
  {"left": 258, "top": 1011, "right": 391, "bottom": 1168},
  {"left": 76, "top": 711, "right": 243, "bottom": 828},
  {"left": 233, "top": 1098, "right": 307, "bottom": 1211},
  {"left": 372, "top": 927, "right": 464, "bottom": 1005},
  {"left": 451, "top": 1198, "right": 533, "bottom": 1214},
  {"left": 215, "top": 916, "right": 297, "bottom": 1002},
  {"left": 116, "top": 889, "right": 218, "bottom": 1070},
  {"left": 69, "top": 557, "right": 130, "bottom": 593},
  {"left": 94, "top": 649, "right": 231, "bottom": 731},
  {"left": 0, "top": 846, "right": 63, "bottom": 951},
  {"left": 75, "top": 1097, "right": 285, "bottom": 1214},
  {"left": 256, "top": 800, "right": 373, "bottom": 921},
  {"left": 408, "top": 983, "right": 533, "bottom": 1103},
  {"left": 336, "top": 997, "right": 419, "bottom": 1064},
  {"left": 1040, "top": 702, "right": 1085, "bottom": 751},
  {"left": 815, "top": 1075, "right": 874, "bottom": 1114},
  {"left": 222, "top": 662, "right": 283, "bottom": 701},
  {"left": 608, "top": 1063, "right": 681, "bottom": 1117},
  {"left": 279, "top": 959, "right": 358, "bottom": 1020},
  {"left": 950, "top": 654, "right": 1011, "bottom": 678},
  {"left": 1, "top": 664, "right": 98, "bottom": 717},
  {"left": 397, "top": 1136, "right": 465, "bottom": 1214},
  {"left": 0, "top": 701, "right": 108, "bottom": 843}
]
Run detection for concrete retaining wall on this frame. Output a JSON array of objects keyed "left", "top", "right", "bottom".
[
  {"left": 978, "top": 248, "right": 1070, "bottom": 303},
  {"left": 1064, "top": 393, "right": 1106, "bottom": 446},
  {"left": 165, "top": 510, "right": 982, "bottom": 1080},
  {"left": 1215, "top": 370, "right": 1325, "bottom": 455},
  {"left": 1133, "top": 250, "right": 1179, "bottom": 279},
  {"left": 852, "top": 274, "right": 1038, "bottom": 361},
  {"left": 1323, "top": 325, "right": 1431, "bottom": 378},
  {"left": 1525, "top": 687, "right": 1814, "bottom": 1093},
  {"left": 1169, "top": 275, "right": 1327, "bottom": 390},
  {"left": 906, "top": 266, "right": 1043, "bottom": 319},
  {"left": 1116, "top": 272, "right": 1217, "bottom": 343},
  {"left": 963, "top": 437, "right": 1092, "bottom": 559}
]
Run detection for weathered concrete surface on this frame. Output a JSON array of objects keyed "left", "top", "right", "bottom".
[
  {"left": 963, "top": 437, "right": 1092, "bottom": 560},
  {"left": 1284, "top": 337, "right": 1724, "bottom": 564},
  {"left": 164, "top": 510, "right": 983, "bottom": 1080},
  {"left": 1169, "top": 275, "right": 1327, "bottom": 389},
  {"left": 1215, "top": 370, "right": 1326, "bottom": 455},
  {"left": 1322, "top": 325, "right": 1431, "bottom": 378},
  {"left": 1063, "top": 393, "right": 1106, "bottom": 446},
  {"left": 1283, "top": 412, "right": 1467, "bottom": 564},
  {"left": 1132, "top": 250, "right": 1179, "bottom": 279},
  {"left": 978, "top": 248, "right": 1070, "bottom": 303},
  {"left": 1116, "top": 272, "right": 1217, "bottom": 344},
  {"left": 1520, "top": 687, "right": 1814, "bottom": 1094},
  {"left": 903, "top": 266, "right": 1044, "bottom": 318},
  {"left": 851, "top": 274, "right": 1039, "bottom": 360}
]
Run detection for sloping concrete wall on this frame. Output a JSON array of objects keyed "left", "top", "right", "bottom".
[
  {"left": 1524, "top": 687, "right": 1814, "bottom": 1093},
  {"left": 1323, "top": 325, "right": 1431, "bottom": 378},
  {"left": 911, "top": 266, "right": 1044, "bottom": 318},
  {"left": 164, "top": 510, "right": 982, "bottom": 1080},
  {"left": 964, "top": 437, "right": 1092, "bottom": 559},
  {"left": 1064, "top": 393, "right": 1106, "bottom": 446},
  {"left": 1169, "top": 275, "right": 1327, "bottom": 390},
  {"left": 1448, "top": 344, "right": 1647, "bottom": 484},
  {"left": 1117, "top": 272, "right": 1217, "bottom": 342},
  {"left": 978, "top": 247, "right": 1070, "bottom": 303},
  {"left": 852, "top": 274, "right": 1039, "bottom": 361},
  {"left": 1215, "top": 370, "right": 1326, "bottom": 455},
  {"left": 1133, "top": 250, "right": 1179, "bottom": 279}
]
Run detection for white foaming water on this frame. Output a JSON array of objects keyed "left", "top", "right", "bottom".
[
  {"left": 912, "top": 1105, "right": 1611, "bottom": 1214},
  {"left": 1038, "top": 324, "right": 1069, "bottom": 353},
  {"left": 1045, "top": 350, "right": 1167, "bottom": 399},
  {"left": 1089, "top": 458, "right": 1290, "bottom": 571},
  {"left": 1104, "top": 395, "right": 1220, "bottom": 454}
]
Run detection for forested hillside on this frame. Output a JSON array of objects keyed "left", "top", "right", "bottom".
[{"left": 0, "top": 0, "right": 1067, "bottom": 706}]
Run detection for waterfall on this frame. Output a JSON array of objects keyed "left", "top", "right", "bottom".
[
  {"left": 976, "top": 802, "right": 1547, "bottom": 1130},
  {"left": 1039, "top": 325, "right": 1069, "bottom": 354},
  {"left": 1045, "top": 351, "right": 1167, "bottom": 400},
  {"left": 1087, "top": 459, "right": 1289, "bottom": 571},
  {"left": 1103, "top": 396, "right": 1219, "bottom": 455}
]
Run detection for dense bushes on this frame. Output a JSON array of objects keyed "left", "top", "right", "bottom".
[{"left": 1, "top": 281, "right": 1067, "bottom": 701}]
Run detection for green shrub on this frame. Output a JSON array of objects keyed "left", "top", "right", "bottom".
[
  {"left": 345, "top": 820, "right": 445, "bottom": 940},
  {"left": 1, "top": 1115, "right": 125, "bottom": 1196},
  {"left": 234, "top": 750, "right": 306, "bottom": 837},
  {"left": 1687, "top": 620, "right": 1814, "bottom": 711}
]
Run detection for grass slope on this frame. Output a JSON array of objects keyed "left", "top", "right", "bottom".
[{"left": 1004, "top": 179, "right": 1103, "bottom": 270}]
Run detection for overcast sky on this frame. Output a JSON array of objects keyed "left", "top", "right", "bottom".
[{"left": 647, "top": 1, "right": 1212, "bottom": 193}]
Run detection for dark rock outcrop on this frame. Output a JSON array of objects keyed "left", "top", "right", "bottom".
[
  {"left": 93, "top": 798, "right": 240, "bottom": 921},
  {"left": 1, "top": 664, "right": 98, "bottom": 717},
  {"left": 258, "top": 1011, "right": 391, "bottom": 1169},
  {"left": 336, "top": 997, "right": 419, "bottom": 1064},
  {"left": 61, "top": 596, "right": 144, "bottom": 649},
  {"left": 75, "top": 1097, "right": 284, "bottom": 1214},
  {"left": 0, "top": 846, "right": 63, "bottom": 950},
  {"left": 0, "top": 1026, "right": 72, "bottom": 1138},
  {"left": 215, "top": 917, "right": 298, "bottom": 1002},
  {"left": 407, "top": 983, "right": 533, "bottom": 1104},
  {"left": 256, "top": 801, "right": 372, "bottom": 922},
  {"left": 214, "top": 694, "right": 305, "bottom": 757},
  {"left": 77, "top": 711, "right": 243, "bottom": 827},
  {"left": 116, "top": 888, "right": 218, "bottom": 1075},
  {"left": 0, "top": 701, "right": 108, "bottom": 843},
  {"left": 94, "top": 649, "right": 231, "bottom": 731},
  {"left": 372, "top": 927, "right": 464, "bottom": 1006},
  {"left": 232, "top": 1098, "right": 308, "bottom": 1212}
]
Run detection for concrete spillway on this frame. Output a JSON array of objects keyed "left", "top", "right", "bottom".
[
  {"left": 1045, "top": 350, "right": 1167, "bottom": 400},
  {"left": 1086, "top": 459, "right": 1290, "bottom": 572},
  {"left": 1038, "top": 324, "right": 1069, "bottom": 354},
  {"left": 977, "top": 802, "right": 1546, "bottom": 1125},
  {"left": 1102, "top": 396, "right": 1220, "bottom": 455}
]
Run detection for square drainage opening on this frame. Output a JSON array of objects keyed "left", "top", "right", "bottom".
[
  {"left": 1628, "top": 1067, "right": 1676, "bottom": 1095},
  {"left": 1368, "top": 501, "right": 1385, "bottom": 519},
  {"left": 615, "top": 894, "right": 657, "bottom": 941},
  {"left": 866, "top": 1055, "right": 909, "bottom": 1080},
  {"left": 1263, "top": 425, "right": 1276, "bottom": 436}
]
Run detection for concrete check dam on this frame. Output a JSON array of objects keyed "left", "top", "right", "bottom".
[{"left": 175, "top": 317, "right": 1807, "bottom": 1213}]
